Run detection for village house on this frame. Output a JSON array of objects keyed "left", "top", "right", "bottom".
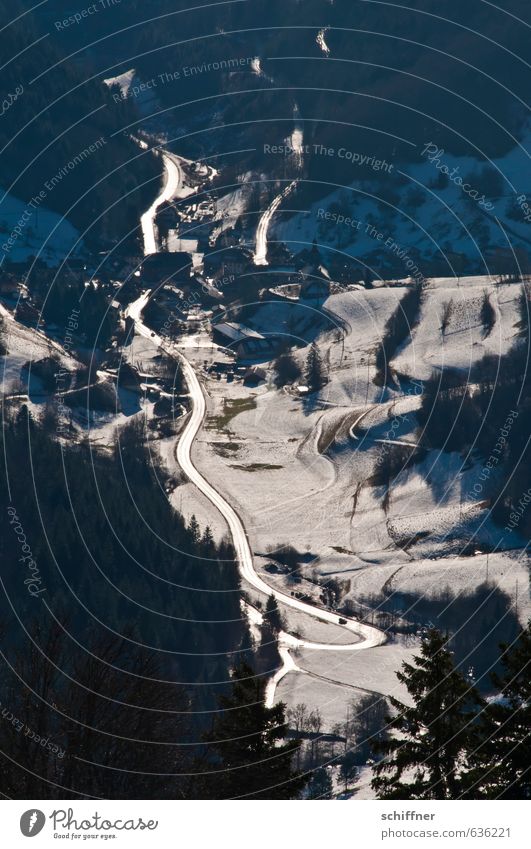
[
  {"left": 212, "top": 320, "right": 277, "bottom": 358},
  {"left": 300, "top": 266, "right": 331, "bottom": 303},
  {"left": 141, "top": 252, "right": 194, "bottom": 285},
  {"left": 203, "top": 246, "right": 252, "bottom": 279}
]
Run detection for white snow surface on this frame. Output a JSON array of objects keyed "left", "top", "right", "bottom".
[{"left": 0, "top": 190, "right": 80, "bottom": 265}]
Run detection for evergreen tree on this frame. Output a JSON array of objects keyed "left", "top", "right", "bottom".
[
  {"left": 307, "top": 767, "right": 333, "bottom": 799},
  {"left": 265, "top": 594, "right": 284, "bottom": 633},
  {"left": 371, "top": 630, "right": 484, "bottom": 799},
  {"left": 201, "top": 526, "right": 216, "bottom": 558},
  {"left": 256, "top": 620, "right": 281, "bottom": 678},
  {"left": 203, "top": 663, "right": 307, "bottom": 799},
  {"left": 464, "top": 622, "right": 531, "bottom": 799},
  {"left": 305, "top": 343, "right": 326, "bottom": 392},
  {"left": 340, "top": 750, "right": 359, "bottom": 792},
  {"left": 0, "top": 407, "right": 247, "bottom": 798},
  {"left": 188, "top": 514, "right": 201, "bottom": 545},
  {"left": 0, "top": 315, "right": 7, "bottom": 356},
  {"left": 273, "top": 351, "right": 301, "bottom": 388},
  {"left": 202, "top": 526, "right": 214, "bottom": 545}
]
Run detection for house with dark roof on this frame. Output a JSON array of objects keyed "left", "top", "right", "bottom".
[
  {"left": 299, "top": 261, "right": 331, "bottom": 303},
  {"left": 203, "top": 246, "right": 252, "bottom": 279},
  {"left": 141, "top": 252, "right": 193, "bottom": 285}
]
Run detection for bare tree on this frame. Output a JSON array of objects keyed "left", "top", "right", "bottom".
[{"left": 308, "top": 709, "right": 323, "bottom": 765}]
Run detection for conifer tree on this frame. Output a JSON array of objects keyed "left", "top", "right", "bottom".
[
  {"left": 307, "top": 766, "right": 333, "bottom": 799},
  {"left": 305, "top": 343, "right": 326, "bottom": 392},
  {"left": 273, "top": 351, "right": 301, "bottom": 388},
  {"left": 464, "top": 621, "right": 531, "bottom": 799},
  {"left": 201, "top": 525, "right": 216, "bottom": 558},
  {"left": 203, "top": 663, "right": 307, "bottom": 799},
  {"left": 188, "top": 514, "right": 201, "bottom": 545},
  {"left": 340, "top": 750, "right": 359, "bottom": 792},
  {"left": 371, "top": 630, "right": 483, "bottom": 799},
  {"left": 265, "top": 594, "right": 284, "bottom": 633}
]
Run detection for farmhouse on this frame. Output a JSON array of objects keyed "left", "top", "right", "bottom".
[
  {"left": 141, "top": 252, "right": 193, "bottom": 285},
  {"left": 212, "top": 321, "right": 276, "bottom": 358},
  {"left": 203, "top": 246, "right": 252, "bottom": 279},
  {"left": 300, "top": 273, "right": 330, "bottom": 302}
]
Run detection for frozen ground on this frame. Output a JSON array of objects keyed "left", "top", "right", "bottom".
[
  {"left": 180, "top": 277, "right": 529, "bottom": 750},
  {"left": 0, "top": 190, "right": 80, "bottom": 265},
  {"left": 276, "top": 640, "right": 417, "bottom": 732},
  {"left": 6, "top": 272, "right": 525, "bottom": 795},
  {"left": 0, "top": 301, "right": 81, "bottom": 393},
  {"left": 274, "top": 126, "right": 531, "bottom": 268}
]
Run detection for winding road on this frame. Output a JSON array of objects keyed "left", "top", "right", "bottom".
[
  {"left": 133, "top": 150, "right": 386, "bottom": 704},
  {"left": 254, "top": 180, "right": 298, "bottom": 266},
  {"left": 140, "top": 149, "right": 182, "bottom": 255}
]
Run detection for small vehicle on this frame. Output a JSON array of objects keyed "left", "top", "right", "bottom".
[{"left": 338, "top": 617, "right": 347, "bottom": 625}]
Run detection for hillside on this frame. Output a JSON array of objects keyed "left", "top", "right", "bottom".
[{"left": 0, "top": 0, "right": 161, "bottom": 251}]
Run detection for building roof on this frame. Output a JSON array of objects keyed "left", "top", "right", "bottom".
[
  {"left": 213, "top": 321, "right": 265, "bottom": 342},
  {"left": 301, "top": 276, "right": 330, "bottom": 295},
  {"left": 204, "top": 246, "right": 252, "bottom": 266},
  {"left": 142, "top": 252, "right": 192, "bottom": 273}
]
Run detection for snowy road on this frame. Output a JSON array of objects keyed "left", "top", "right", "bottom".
[
  {"left": 133, "top": 151, "right": 385, "bottom": 704},
  {"left": 254, "top": 180, "right": 298, "bottom": 265},
  {"left": 140, "top": 150, "right": 182, "bottom": 255},
  {"left": 127, "top": 294, "right": 385, "bottom": 654}
]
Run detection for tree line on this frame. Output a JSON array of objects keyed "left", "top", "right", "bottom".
[{"left": 372, "top": 626, "right": 530, "bottom": 799}]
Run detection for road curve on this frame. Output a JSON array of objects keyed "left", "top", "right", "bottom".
[
  {"left": 128, "top": 291, "right": 385, "bottom": 651},
  {"left": 140, "top": 151, "right": 181, "bottom": 255},
  {"left": 133, "top": 150, "right": 386, "bottom": 702},
  {"left": 254, "top": 180, "right": 298, "bottom": 266}
]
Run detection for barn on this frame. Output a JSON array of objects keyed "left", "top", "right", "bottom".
[{"left": 212, "top": 321, "right": 277, "bottom": 358}]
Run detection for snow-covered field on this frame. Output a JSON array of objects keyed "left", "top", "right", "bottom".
[
  {"left": 181, "top": 276, "right": 529, "bottom": 742},
  {"left": 274, "top": 128, "right": 531, "bottom": 269},
  {"left": 0, "top": 190, "right": 81, "bottom": 265},
  {"left": 5, "top": 271, "right": 526, "bottom": 790},
  {"left": 191, "top": 278, "right": 526, "bottom": 574},
  {"left": 393, "top": 276, "right": 522, "bottom": 379},
  {"left": 0, "top": 302, "right": 80, "bottom": 393}
]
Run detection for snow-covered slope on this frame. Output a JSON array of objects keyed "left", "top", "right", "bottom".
[
  {"left": 275, "top": 130, "right": 531, "bottom": 272},
  {"left": 0, "top": 190, "right": 81, "bottom": 265}
]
